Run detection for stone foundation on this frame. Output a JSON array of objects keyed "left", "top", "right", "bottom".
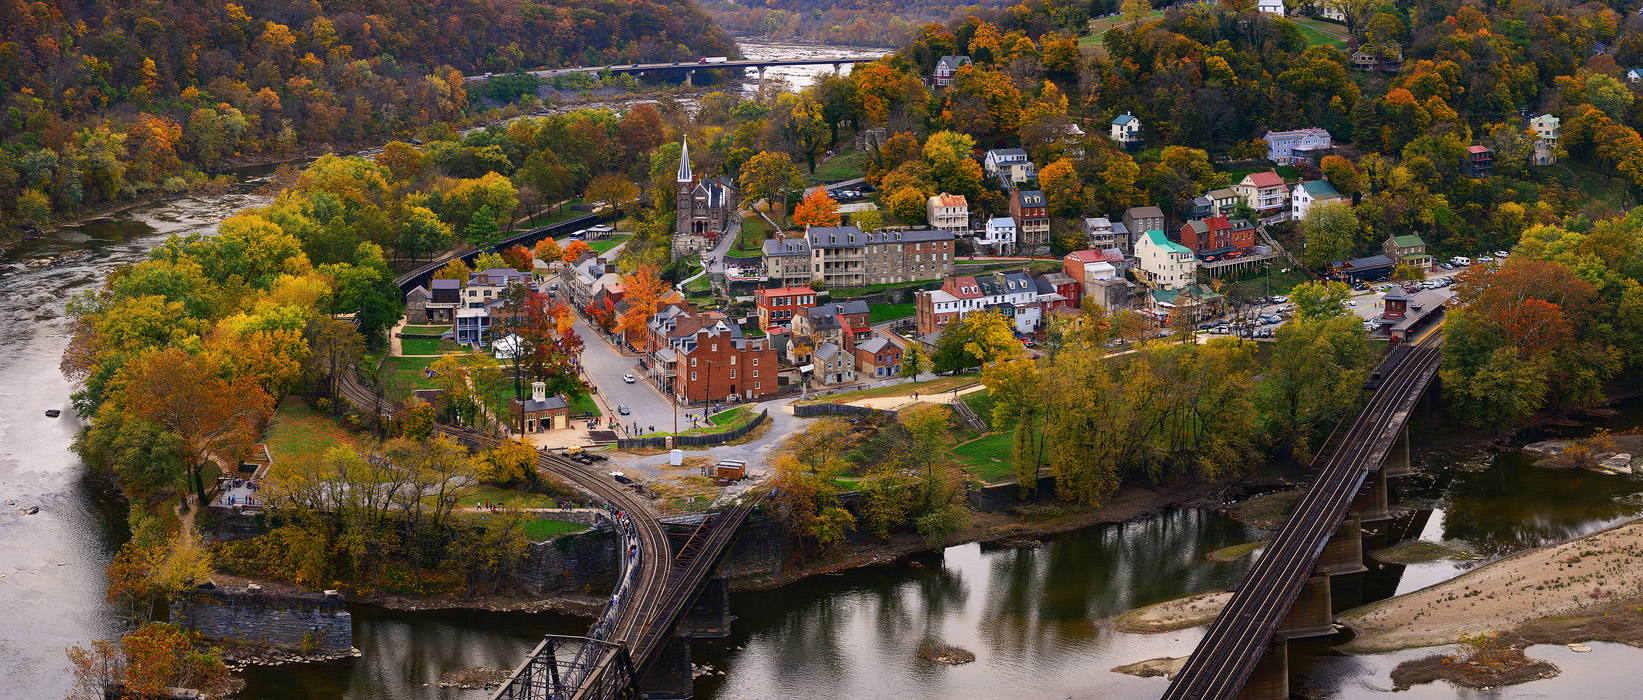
[{"left": 169, "top": 584, "right": 352, "bottom": 654}]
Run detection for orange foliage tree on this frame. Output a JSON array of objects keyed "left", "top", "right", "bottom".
[
  {"left": 560, "top": 239, "right": 592, "bottom": 263},
  {"left": 121, "top": 349, "right": 274, "bottom": 506},
  {"left": 66, "top": 623, "right": 231, "bottom": 700},
  {"left": 792, "top": 187, "right": 841, "bottom": 229},
  {"left": 614, "top": 264, "right": 671, "bottom": 350}
]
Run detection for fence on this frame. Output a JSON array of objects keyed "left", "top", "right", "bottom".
[
  {"left": 792, "top": 403, "right": 898, "bottom": 419},
  {"left": 615, "top": 409, "right": 770, "bottom": 449}
]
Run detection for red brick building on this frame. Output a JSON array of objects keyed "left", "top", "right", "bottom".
[
  {"left": 1178, "top": 216, "right": 1252, "bottom": 255},
  {"left": 651, "top": 311, "right": 778, "bottom": 403},
  {"left": 854, "top": 334, "right": 905, "bottom": 379},
  {"left": 914, "top": 275, "right": 983, "bottom": 336},
  {"left": 754, "top": 286, "right": 817, "bottom": 330}
]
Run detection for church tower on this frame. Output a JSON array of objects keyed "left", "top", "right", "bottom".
[{"left": 674, "top": 136, "right": 693, "bottom": 238}]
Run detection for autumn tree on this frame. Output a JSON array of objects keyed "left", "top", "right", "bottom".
[
  {"left": 433, "top": 257, "right": 472, "bottom": 281},
  {"left": 792, "top": 186, "right": 841, "bottom": 228},
  {"left": 740, "top": 151, "right": 805, "bottom": 220},
  {"left": 586, "top": 172, "right": 640, "bottom": 217},
  {"left": 1290, "top": 281, "right": 1354, "bottom": 321},
  {"left": 66, "top": 623, "right": 232, "bottom": 700},
  {"left": 770, "top": 419, "right": 859, "bottom": 551},
  {"left": 122, "top": 349, "right": 274, "bottom": 506},
  {"left": 613, "top": 264, "right": 671, "bottom": 350}
]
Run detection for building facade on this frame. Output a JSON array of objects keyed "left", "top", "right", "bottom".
[
  {"left": 754, "top": 286, "right": 817, "bottom": 329},
  {"left": 672, "top": 136, "right": 737, "bottom": 261},
  {"left": 1291, "top": 179, "right": 1343, "bottom": 221},
  {"left": 1233, "top": 171, "right": 1289, "bottom": 221},
  {"left": 1263, "top": 128, "right": 1332, "bottom": 164},
  {"left": 1135, "top": 229, "right": 1197, "bottom": 290},
  {"left": 1010, "top": 190, "right": 1050, "bottom": 252},
  {"left": 934, "top": 55, "right": 972, "bottom": 87},
  {"left": 927, "top": 193, "right": 969, "bottom": 232}
]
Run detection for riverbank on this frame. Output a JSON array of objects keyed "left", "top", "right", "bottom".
[
  {"left": 1338, "top": 518, "right": 1643, "bottom": 652},
  {"left": 1113, "top": 591, "right": 1232, "bottom": 633}
]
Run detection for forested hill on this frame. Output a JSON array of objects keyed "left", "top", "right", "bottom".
[{"left": 0, "top": 0, "right": 735, "bottom": 237}]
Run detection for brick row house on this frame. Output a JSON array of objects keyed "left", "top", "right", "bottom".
[
  {"left": 645, "top": 305, "right": 777, "bottom": 403},
  {"left": 753, "top": 286, "right": 817, "bottom": 330},
  {"left": 913, "top": 270, "right": 1044, "bottom": 337},
  {"left": 1010, "top": 190, "right": 1050, "bottom": 254}
]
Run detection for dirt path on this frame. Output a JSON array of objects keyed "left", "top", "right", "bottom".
[{"left": 1339, "top": 519, "right": 1643, "bottom": 651}]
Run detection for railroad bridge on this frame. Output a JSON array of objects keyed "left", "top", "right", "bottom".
[{"left": 1164, "top": 328, "right": 1445, "bottom": 700}]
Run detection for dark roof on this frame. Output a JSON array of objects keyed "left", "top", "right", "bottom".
[
  {"left": 430, "top": 279, "right": 461, "bottom": 289},
  {"left": 520, "top": 396, "right": 568, "bottom": 412},
  {"left": 809, "top": 300, "right": 870, "bottom": 316},
  {"left": 808, "top": 226, "right": 866, "bottom": 249},
  {"left": 1345, "top": 254, "right": 1393, "bottom": 269}
]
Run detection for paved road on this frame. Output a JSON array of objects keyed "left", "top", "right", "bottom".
[{"left": 571, "top": 315, "right": 679, "bottom": 435}]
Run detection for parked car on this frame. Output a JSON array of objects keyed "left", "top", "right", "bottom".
[
  {"left": 1494, "top": 250, "right": 1509, "bottom": 258},
  {"left": 1441, "top": 263, "right": 1454, "bottom": 270},
  {"left": 618, "top": 405, "right": 631, "bottom": 415},
  {"left": 1478, "top": 255, "right": 1495, "bottom": 263},
  {"left": 623, "top": 374, "right": 636, "bottom": 383}
]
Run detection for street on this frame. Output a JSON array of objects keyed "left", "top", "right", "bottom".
[{"left": 570, "top": 315, "right": 684, "bottom": 435}]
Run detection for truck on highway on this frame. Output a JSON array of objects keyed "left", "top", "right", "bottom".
[{"left": 699, "top": 56, "right": 728, "bottom": 64}]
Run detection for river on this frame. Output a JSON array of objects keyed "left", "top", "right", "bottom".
[{"left": 5, "top": 41, "right": 1643, "bottom": 700}]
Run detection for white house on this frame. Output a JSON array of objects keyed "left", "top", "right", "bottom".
[
  {"left": 1628, "top": 68, "right": 1643, "bottom": 84},
  {"left": 1319, "top": 5, "right": 1344, "bottom": 21},
  {"left": 1264, "top": 128, "right": 1332, "bottom": 164},
  {"left": 926, "top": 193, "right": 969, "bottom": 232},
  {"left": 1291, "top": 180, "right": 1343, "bottom": 221},
  {"left": 1530, "top": 113, "right": 1560, "bottom": 165},
  {"left": 1110, "top": 113, "right": 1142, "bottom": 145},
  {"left": 983, "top": 148, "right": 1035, "bottom": 185},
  {"left": 984, "top": 217, "right": 1018, "bottom": 255},
  {"left": 1135, "top": 229, "right": 1197, "bottom": 290},
  {"left": 1259, "top": 0, "right": 1285, "bottom": 15}
]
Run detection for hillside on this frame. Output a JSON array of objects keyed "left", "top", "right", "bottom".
[{"left": 0, "top": 0, "right": 736, "bottom": 240}]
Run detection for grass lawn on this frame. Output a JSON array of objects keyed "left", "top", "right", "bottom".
[
  {"left": 569, "top": 390, "right": 599, "bottom": 416},
  {"left": 264, "top": 397, "right": 374, "bottom": 465},
  {"left": 534, "top": 199, "right": 585, "bottom": 226},
  {"left": 950, "top": 431, "right": 1019, "bottom": 482},
  {"left": 524, "top": 519, "right": 588, "bottom": 541},
  {"left": 402, "top": 337, "right": 461, "bottom": 355},
  {"left": 648, "top": 406, "right": 759, "bottom": 437},
  {"left": 810, "top": 146, "right": 867, "bottom": 182},
  {"left": 1543, "top": 162, "right": 1633, "bottom": 218},
  {"left": 589, "top": 233, "right": 631, "bottom": 254},
  {"left": 381, "top": 355, "right": 444, "bottom": 400},
  {"left": 1294, "top": 21, "right": 1347, "bottom": 48},
  {"left": 686, "top": 272, "right": 711, "bottom": 294},
  {"left": 402, "top": 325, "right": 451, "bottom": 335},
  {"left": 736, "top": 215, "right": 774, "bottom": 254},
  {"left": 796, "top": 374, "right": 978, "bottom": 405},
  {"left": 825, "top": 280, "right": 933, "bottom": 298},
  {"left": 869, "top": 303, "right": 916, "bottom": 324},
  {"left": 962, "top": 389, "right": 996, "bottom": 427}
]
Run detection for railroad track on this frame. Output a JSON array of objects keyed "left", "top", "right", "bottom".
[
  {"left": 1164, "top": 331, "right": 1443, "bottom": 700},
  {"left": 391, "top": 213, "right": 601, "bottom": 290},
  {"left": 336, "top": 370, "right": 671, "bottom": 649}
]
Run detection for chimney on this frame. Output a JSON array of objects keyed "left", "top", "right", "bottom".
[
  {"left": 532, "top": 381, "right": 546, "bottom": 402},
  {"left": 605, "top": 263, "right": 617, "bottom": 274}
]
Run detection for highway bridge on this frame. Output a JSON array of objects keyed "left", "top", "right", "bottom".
[
  {"left": 465, "top": 55, "right": 886, "bottom": 86},
  {"left": 1163, "top": 327, "right": 1444, "bottom": 700}
]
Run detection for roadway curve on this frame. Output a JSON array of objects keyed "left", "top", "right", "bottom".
[
  {"left": 1163, "top": 331, "right": 1444, "bottom": 700},
  {"left": 334, "top": 372, "right": 671, "bottom": 652}
]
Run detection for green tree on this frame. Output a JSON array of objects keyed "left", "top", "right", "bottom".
[
  {"left": 739, "top": 151, "right": 804, "bottom": 220},
  {"left": 1258, "top": 315, "right": 1373, "bottom": 462},
  {"left": 465, "top": 205, "right": 501, "bottom": 249},
  {"left": 1301, "top": 200, "right": 1359, "bottom": 269},
  {"left": 1289, "top": 281, "right": 1354, "bottom": 321},
  {"left": 901, "top": 342, "right": 928, "bottom": 381}
]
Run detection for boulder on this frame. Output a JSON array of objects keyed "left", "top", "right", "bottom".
[
  {"left": 1523, "top": 440, "right": 1573, "bottom": 456},
  {"left": 1600, "top": 453, "right": 1634, "bottom": 474}
]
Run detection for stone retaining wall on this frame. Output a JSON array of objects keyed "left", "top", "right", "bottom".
[
  {"left": 169, "top": 585, "right": 352, "bottom": 653},
  {"left": 514, "top": 524, "right": 620, "bottom": 595}
]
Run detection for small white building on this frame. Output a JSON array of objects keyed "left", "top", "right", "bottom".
[
  {"left": 1530, "top": 113, "right": 1560, "bottom": 166},
  {"left": 1259, "top": 0, "right": 1284, "bottom": 15},
  {"left": 1110, "top": 113, "right": 1142, "bottom": 145},
  {"left": 984, "top": 217, "right": 1018, "bottom": 255},
  {"left": 926, "top": 193, "right": 969, "bottom": 232},
  {"left": 1291, "top": 180, "right": 1343, "bottom": 222},
  {"left": 1319, "top": 5, "right": 1344, "bottom": 21},
  {"left": 1135, "top": 229, "right": 1198, "bottom": 291},
  {"left": 983, "top": 149, "right": 1035, "bottom": 185}
]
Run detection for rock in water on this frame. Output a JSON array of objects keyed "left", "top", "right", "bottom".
[
  {"left": 17, "top": 506, "right": 38, "bottom": 515},
  {"left": 1600, "top": 454, "right": 1633, "bottom": 474},
  {"left": 44, "top": 409, "right": 60, "bottom": 417},
  {"left": 1523, "top": 440, "right": 1572, "bottom": 456},
  {"left": 1570, "top": 643, "right": 1592, "bottom": 653}
]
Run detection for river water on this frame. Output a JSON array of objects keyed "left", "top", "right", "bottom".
[{"left": 6, "top": 41, "right": 1643, "bottom": 700}]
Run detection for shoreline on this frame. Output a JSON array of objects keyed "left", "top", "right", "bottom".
[{"left": 1337, "top": 517, "right": 1643, "bottom": 652}]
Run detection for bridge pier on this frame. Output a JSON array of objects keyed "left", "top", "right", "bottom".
[
  {"left": 1350, "top": 468, "right": 1390, "bottom": 523},
  {"left": 1277, "top": 572, "right": 1334, "bottom": 638},
  {"left": 756, "top": 66, "right": 765, "bottom": 90},
  {"left": 1317, "top": 513, "right": 1367, "bottom": 575},
  {"left": 1234, "top": 637, "right": 1288, "bottom": 700},
  {"left": 684, "top": 70, "right": 693, "bottom": 87},
  {"left": 1383, "top": 424, "right": 1412, "bottom": 478},
  {"left": 638, "top": 636, "right": 694, "bottom": 699}
]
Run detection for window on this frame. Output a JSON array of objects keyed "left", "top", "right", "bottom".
[
  {"left": 730, "top": 369, "right": 736, "bottom": 378},
  {"left": 691, "top": 358, "right": 697, "bottom": 367},
  {"left": 755, "top": 382, "right": 760, "bottom": 389},
  {"left": 752, "top": 370, "right": 759, "bottom": 377},
  {"left": 690, "top": 371, "right": 697, "bottom": 380},
  {"left": 752, "top": 357, "right": 759, "bottom": 366}
]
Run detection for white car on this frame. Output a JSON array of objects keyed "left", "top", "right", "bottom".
[
  {"left": 1494, "top": 250, "right": 1509, "bottom": 258},
  {"left": 623, "top": 374, "right": 636, "bottom": 383},
  {"left": 1478, "top": 256, "right": 1495, "bottom": 263}
]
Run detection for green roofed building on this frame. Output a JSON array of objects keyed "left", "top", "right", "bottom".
[{"left": 1382, "top": 234, "right": 1432, "bottom": 269}]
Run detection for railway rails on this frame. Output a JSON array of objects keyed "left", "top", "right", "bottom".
[{"left": 1163, "top": 332, "right": 1443, "bottom": 700}]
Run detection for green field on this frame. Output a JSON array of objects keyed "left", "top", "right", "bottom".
[
  {"left": 736, "top": 214, "right": 776, "bottom": 254},
  {"left": 589, "top": 233, "right": 631, "bottom": 254},
  {"left": 810, "top": 146, "right": 868, "bottom": 182},
  {"left": 403, "top": 325, "right": 451, "bottom": 335},
  {"left": 1294, "top": 20, "right": 1347, "bottom": 48},
  {"left": 825, "top": 281, "right": 932, "bottom": 298},
  {"left": 459, "top": 485, "right": 564, "bottom": 508},
  {"left": 869, "top": 303, "right": 916, "bottom": 324},
  {"left": 381, "top": 355, "right": 444, "bottom": 400},
  {"left": 264, "top": 397, "right": 374, "bottom": 465},
  {"left": 950, "top": 431, "right": 1018, "bottom": 482},
  {"left": 524, "top": 519, "right": 588, "bottom": 541},
  {"left": 402, "top": 337, "right": 461, "bottom": 355}
]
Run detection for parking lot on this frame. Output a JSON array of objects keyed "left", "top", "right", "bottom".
[{"left": 1193, "top": 258, "right": 1481, "bottom": 341}]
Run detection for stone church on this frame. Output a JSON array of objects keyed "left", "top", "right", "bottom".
[{"left": 672, "top": 136, "right": 737, "bottom": 261}]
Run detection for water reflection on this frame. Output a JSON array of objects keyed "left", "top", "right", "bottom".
[
  {"left": 695, "top": 509, "right": 1260, "bottom": 700},
  {"left": 1297, "top": 641, "right": 1643, "bottom": 699}
]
